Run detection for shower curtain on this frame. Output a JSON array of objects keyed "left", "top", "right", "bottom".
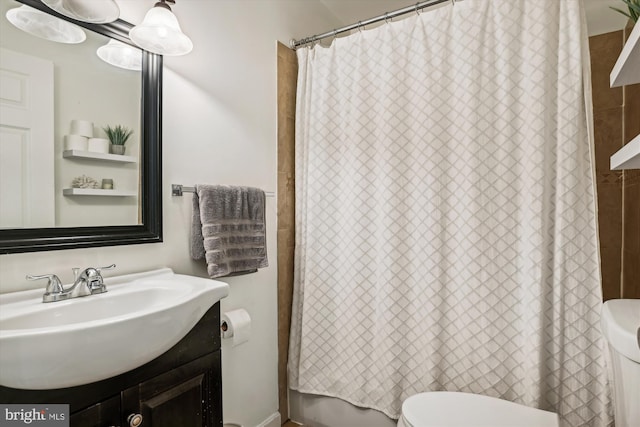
[{"left": 288, "top": 0, "right": 612, "bottom": 426}]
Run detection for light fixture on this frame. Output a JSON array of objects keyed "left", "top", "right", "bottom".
[
  {"left": 41, "top": 0, "right": 120, "bottom": 24},
  {"left": 129, "top": 0, "right": 193, "bottom": 56},
  {"left": 97, "top": 40, "right": 142, "bottom": 71},
  {"left": 5, "top": 5, "right": 86, "bottom": 44}
]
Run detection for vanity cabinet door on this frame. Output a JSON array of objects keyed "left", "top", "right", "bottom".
[
  {"left": 121, "top": 352, "right": 221, "bottom": 427},
  {"left": 70, "top": 395, "right": 120, "bottom": 427}
]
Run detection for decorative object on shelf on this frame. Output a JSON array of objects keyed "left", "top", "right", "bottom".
[
  {"left": 104, "top": 124, "right": 133, "bottom": 155},
  {"left": 5, "top": 5, "right": 86, "bottom": 44},
  {"left": 97, "top": 40, "right": 142, "bottom": 71},
  {"left": 41, "top": 0, "right": 120, "bottom": 24},
  {"left": 610, "top": 0, "right": 640, "bottom": 23},
  {"left": 70, "top": 119, "right": 94, "bottom": 138},
  {"left": 71, "top": 175, "right": 99, "bottom": 189},
  {"left": 129, "top": 0, "right": 193, "bottom": 56},
  {"left": 87, "top": 137, "right": 110, "bottom": 154},
  {"left": 64, "top": 134, "right": 88, "bottom": 151},
  {"left": 102, "top": 179, "right": 114, "bottom": 190}
]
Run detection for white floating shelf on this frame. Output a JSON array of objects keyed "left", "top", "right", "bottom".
[
  {"left": 63, "top": 188, "right": 137, "bottom": 197},
  {"left": 610, "top": 23, "right": 640, "bottom": 88},
  {"left": 63, "top": 150, "right": 136, "bottom": 163},
  {"left": 611, "top": 134, "right": 640, "bottom": 170}
]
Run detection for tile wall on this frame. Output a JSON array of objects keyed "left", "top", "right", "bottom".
[
  {"left": 621, "top": 22, "right": 640, "bottom": 299},
  {"left": 277, "top": 42, "right": 298, "bottom": 423},
  {"left": 589, "top": 24, "right": 640, "bottom": 300}
]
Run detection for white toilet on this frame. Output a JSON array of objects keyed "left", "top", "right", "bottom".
[
  {"left": 601, "top": 299, "right": 640, "bottom": 427},
  {"left": 397, "top": 392, "right": 559, "bottom": 427}
]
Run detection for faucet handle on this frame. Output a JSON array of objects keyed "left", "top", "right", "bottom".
[
  {"left": 26, "top": 274, "right": 64, "bottom": 295},
  {"left": 97, "top": 264, "right": 116, "bottom": 273},
  {"left": 95, "top": 264, "right": 116, "bottom": 274},
  {"left": 72, "top": 267, "right": 80, "bottom": 282}
]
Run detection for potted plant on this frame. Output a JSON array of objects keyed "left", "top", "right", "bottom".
[
  {"left": 610, "top": 0, "right": 639, "bottom": 22},
  {"left": 104, "top": 124, "right": 133, "bottom": 155}
]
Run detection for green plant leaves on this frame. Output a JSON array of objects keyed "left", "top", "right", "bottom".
[
  {"left": 103, "top": 125, "right": 134, "bottom": 145},
  {"left": 610, "top": 0, "right": 640, "bottom": 22}
]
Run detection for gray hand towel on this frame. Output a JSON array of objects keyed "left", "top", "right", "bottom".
[{"left": 191, "top": 185, "right": 268, "bottom": 278}]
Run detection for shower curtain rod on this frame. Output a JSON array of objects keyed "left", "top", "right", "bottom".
[{"left": 290, "top": 0, "right": 454, "bottom": 49}]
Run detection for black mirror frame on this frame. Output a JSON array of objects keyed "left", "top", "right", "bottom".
[{"left": 0, "top": 0, "right": 163, "bottom": 254}]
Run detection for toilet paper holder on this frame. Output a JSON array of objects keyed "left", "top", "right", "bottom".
[
  {"left": 220, "top": 320, "right": 231, "bottom": 339},
  {"left": 220, "top": 309, "right": 251, "bottom": 345}
]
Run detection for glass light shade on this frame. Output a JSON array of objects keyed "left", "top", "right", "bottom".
[
  {"left": 97, "top": 40, "right": 142, "bottom": 71},
  {"left": 41, "top": 0, "right": 120, "bottom": 24},
  {"left": 5, "top": 5, "right": 86, "bottom": 44},
  {"left": 129, "top": 6, "right": 193, "bottom": 56}
]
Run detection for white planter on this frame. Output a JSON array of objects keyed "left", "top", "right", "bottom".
[{"left": 110, "top": 144, "right": 126, "bottom": 155}]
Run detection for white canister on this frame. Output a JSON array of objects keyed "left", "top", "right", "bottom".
[
  {"left": 87, "top": 137, "right": 110, "bottom": 154},
  {"left": 70, "top": 120, "right": 94, "bottom": 138},
  {"left": 64, "top": 134, "right": 88, "bottom": 151}
]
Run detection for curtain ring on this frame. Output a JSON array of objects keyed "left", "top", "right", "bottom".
[
  {"left": 415, "top": 3, "right": 421, "bottom": 15},
  {"left": 357, "top": 21, "right": 363, "bottom": 32},
  {"left": 384, "top": 12, "right": 390, "bottom": 24}
]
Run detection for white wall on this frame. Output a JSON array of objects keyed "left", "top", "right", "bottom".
[
  {"left": 584, "top": 0, "right": 630, "bottom": 36},
  {"left": 0, "top": 1, "right": 340, "bottom": 426},
  {"left": 52, "top": 27, "right": 141, "bottom": 227}
]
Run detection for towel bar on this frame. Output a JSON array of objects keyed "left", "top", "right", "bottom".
[{"left": 172, "top": 184, "right": 275, "bottom": 198}]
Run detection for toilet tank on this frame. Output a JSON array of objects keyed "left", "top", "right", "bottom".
[{"left": 601, "top": 299, "right": 640, "bottom": 427}]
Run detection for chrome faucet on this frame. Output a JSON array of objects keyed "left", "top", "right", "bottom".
[{"left": 27, "top": 264, "right": 116, "bottom": 303}]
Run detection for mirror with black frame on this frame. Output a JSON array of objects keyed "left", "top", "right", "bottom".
[{"left": 0, "top": 0, "right": 162, "bottom": 253}]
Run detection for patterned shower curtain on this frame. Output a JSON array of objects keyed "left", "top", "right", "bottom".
[{"left": 288, "top": 0, "right": 613, "bottom": 426}]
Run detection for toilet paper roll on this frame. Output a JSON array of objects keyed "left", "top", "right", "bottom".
[
  {"left": 221, "top": 309, "right": 251, "bottom": 347},
  {"left": 70, "top": 120, "right": 94, "bottom": 138},
  {"left": 64, "top": 134, "right": 88, "bottom": 151},
  {"left": 87, "top": 138, "right": 110, "bottom": 154}
]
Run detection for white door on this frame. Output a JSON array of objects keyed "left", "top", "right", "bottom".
[{"left": 0, "top": 47, "right": 54, "bottom": 228}]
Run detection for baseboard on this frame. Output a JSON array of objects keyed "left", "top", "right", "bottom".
[{"left": 256, "top": 411, "right": 281, "bottom": 427}]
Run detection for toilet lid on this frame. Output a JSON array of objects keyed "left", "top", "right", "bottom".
[{"left": 401, "top": 392, "right": 559, "bottom": 427}]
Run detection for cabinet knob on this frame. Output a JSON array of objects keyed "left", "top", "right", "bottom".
[{"left": 127, "top": 413, "right": 143, "bottom": 427}]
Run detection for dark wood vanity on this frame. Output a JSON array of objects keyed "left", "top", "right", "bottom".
[{"left": 0, "top": 303, "right": 222, "bottom": 427}]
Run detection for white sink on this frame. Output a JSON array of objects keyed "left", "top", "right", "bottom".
[{"left": 0, "top": 268, "right": 228, "bottom": 390}]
